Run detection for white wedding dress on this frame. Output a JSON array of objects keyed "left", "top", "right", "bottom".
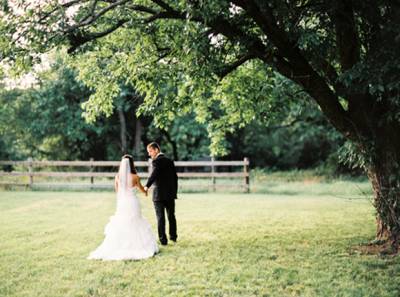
[{"left": 88, "top": 159, "right": 159, "bottom": 260}]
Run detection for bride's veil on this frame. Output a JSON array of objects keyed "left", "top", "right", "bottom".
[{"left": 118, "top": 158, "right": 132, "bottom": 193}]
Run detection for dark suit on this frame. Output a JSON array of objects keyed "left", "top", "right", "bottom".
[{"left": 145, "top": 153, "right": 178, "bottom": 244}]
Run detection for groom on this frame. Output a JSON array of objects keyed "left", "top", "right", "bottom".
[{"left": 144, "top": 142, "right": 178, "bottom": 245}]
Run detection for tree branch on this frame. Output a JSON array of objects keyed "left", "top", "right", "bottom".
[
  {"left": 228, "top": 0, "right": 357, "bottom": 137},
  {"left": 67, "top": 19, "right": 128, "bottom": 53},
  {"left": 150, "top": 0, "right": 176, "bottom": 12},
  {"left": 126, "top": 4, "right": 158, "bottom": 15},
  {"left": 37, "top": 0, "right": 89, "bottom": 24},
  {"left": 65, "top": 0, "right": 130, "bottom": 32},
  {"left": 216, "top": 52, "right": 256, "bottom": 79},
  {"left": 331, "top": 0, "right": 361, "bottom": 71},
  {"left": 61, "top": 0, "right": 89, "bottom": 8},
  {"left": 78, "top": 0, "right": 100, "bottom": 25}
]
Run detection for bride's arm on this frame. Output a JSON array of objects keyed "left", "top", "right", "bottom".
[
  {"left": 134, "top": 175, "right": 147, "bottom": 196},
  {"left": 114, "top": 175, "right": 118, "bottom": 192}
]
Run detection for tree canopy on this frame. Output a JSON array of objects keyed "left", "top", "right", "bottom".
[
  {"left": 2, "top": 0, "right": 400, "bottom": 249},
  {"left": 1, "top": 55, "right": 342, "bottom": 170}
]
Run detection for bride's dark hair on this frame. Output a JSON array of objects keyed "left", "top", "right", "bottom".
[{"left": 122, "top": 154, "right": 137, "bottom": 174}]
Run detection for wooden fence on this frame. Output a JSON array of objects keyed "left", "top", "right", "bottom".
[{"left": 0, "top": 158, "right": 250, "bottom": 192}]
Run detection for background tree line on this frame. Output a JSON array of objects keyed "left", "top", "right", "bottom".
[{"left": 0, "top": 55, "right": 348, "bottom": 173}]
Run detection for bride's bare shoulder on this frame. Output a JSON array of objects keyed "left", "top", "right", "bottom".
[{"left": 131, "top": 173, "right": 140, "bottom": 185}]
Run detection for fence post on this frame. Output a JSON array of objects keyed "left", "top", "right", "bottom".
[
  {"left": 28, "top": 157, "right": 33, "bottom": 189},
  {"left": 211, "top": 157, "right": 216, "bottom": 192},
  {"left": 90, "top": 158, "right": 94, "bottom": 187},
  {"left": 244, "top": 157, "right": 250, "bottom": 193}
]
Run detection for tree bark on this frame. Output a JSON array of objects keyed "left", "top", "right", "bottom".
[
  {"left": 134, "top": 118, "right": 143, "bottom": 158},
  {"left": 161, "top": 129, "right": 179, "bottom": 161},
  {"left": 118, "top": 107, "right": 127, "bottom": 154},
  {"left": 365, "top": 137, "right": 400, "bottom": 251}
]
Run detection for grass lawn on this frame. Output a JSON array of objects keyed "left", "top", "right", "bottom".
[{"left": 0, "top": 184, "right": 399, "bottom": 296}]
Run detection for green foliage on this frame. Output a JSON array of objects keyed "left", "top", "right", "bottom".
[
  {"left": 0, "top": 53, "right": 349, "bottom": 169},
  {"left": 234, "top": 118, "right": 343, "bottom": 170},
  {"left": 0, "top": 55, "right": 120, "bottom": 160},
  {"left": 222, "top": 75, "right": 347, "bottom": 170},
  {"left": 2, "top": 0, "right": 399, "bottom": 166},
  {"left": 2, "top": 1, "right": 316, "bottom": 155},
  {"left": 146, "top": 114, "right": 211, "bottom": 160},
  {"left": 0, "top": 54, "right": 214, "bottom": 162},
  {"left": 337, "top": 141, "right": 369, "bottom": 171}
]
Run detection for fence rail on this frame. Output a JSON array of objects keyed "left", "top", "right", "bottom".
[{"left": 0, "top": 158, "right": 250, "bottom": 192}]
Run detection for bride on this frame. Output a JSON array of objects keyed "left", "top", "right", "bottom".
[{"left": 88, "top": 155, "right": 159, "bottom": 260}]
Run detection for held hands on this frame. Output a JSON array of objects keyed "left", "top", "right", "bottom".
[{"left": 144, "top": 186, "right": 148, "bottom": 197}]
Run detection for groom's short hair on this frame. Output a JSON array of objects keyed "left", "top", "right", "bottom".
[{"left": 147, "top": 142, "right": 160, "bottom": 151}]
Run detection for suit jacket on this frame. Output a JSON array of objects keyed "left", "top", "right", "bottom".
[{"left": 145, "top": 154, "right": 178, "bottom": 201}]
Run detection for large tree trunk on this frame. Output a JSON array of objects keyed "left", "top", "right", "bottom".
[{"left": 365, "top": 136, "right": 400, "bottom": 252}]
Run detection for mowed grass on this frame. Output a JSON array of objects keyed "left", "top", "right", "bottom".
[{"left": 0, "top": 184, "right": 399, "bottom": 296}]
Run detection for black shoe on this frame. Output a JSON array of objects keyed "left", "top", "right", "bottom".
[
  {"left": 160, "top": 241, "right": 168, "bottom": 246},
  {"left": 170, "top": 238, "right": 177, "bottom": 243}
]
